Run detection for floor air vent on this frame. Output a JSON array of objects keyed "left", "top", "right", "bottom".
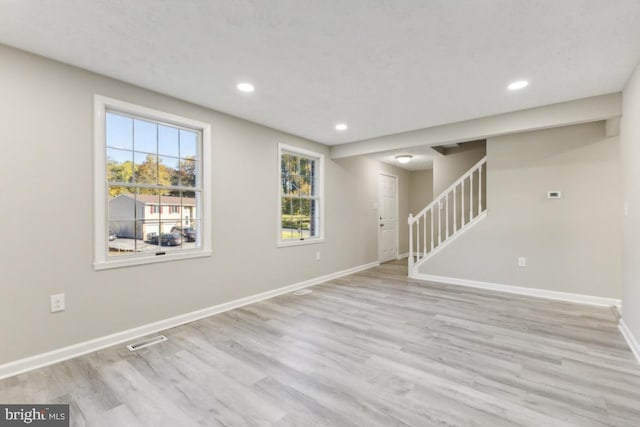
[
  {"left": 293, "top": 289, "right": 313, "bottom": 296},
  {"left": 126, "top": 335, "right": 168, "bottom": 351}
]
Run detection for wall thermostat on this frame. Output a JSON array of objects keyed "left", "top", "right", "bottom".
[{"left": 547, "top": 191, "right": 562, "bottom": 199}]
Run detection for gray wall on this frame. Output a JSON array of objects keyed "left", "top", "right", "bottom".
[
  {"left": 0, "top": 44, "right": 408, "bottom": 365},
  {"left": 621, "top": 63, "right": 640, "bottom": 340},
  {"left": 409, "top": 169, "right": 433, "bottom": 216},
  {"left": 419, "top": 122, "right": 622, "bottom": 299},
  {"left": 433, "top": 141, "right": 486, "bottom": 195}
]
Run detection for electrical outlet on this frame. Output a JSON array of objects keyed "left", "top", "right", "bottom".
[
  {"left": 50, "top": 293, "right": 65, "bottom": 313},
  {"left": 316, "top": 251, "right": 321, "bottom": 261},
  {"left": 518, "top": 257, "right": 526, "bottom": 267}
]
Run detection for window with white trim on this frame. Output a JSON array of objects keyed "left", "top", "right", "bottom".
[
  {"left": 94, "top": 96, "right": 211, "bottom": 269},
  {"left": 278, "top": 144, "right": 324, "bottom": 246}
]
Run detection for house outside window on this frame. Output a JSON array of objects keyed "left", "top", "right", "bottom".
[
  {"left": 94, "top": 95, "right": 211, "bottom": 269},
  {"left": 278, "top": 144, "right": 324, "bottom": 246}
]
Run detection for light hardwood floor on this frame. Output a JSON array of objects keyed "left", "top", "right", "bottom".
[{"left": 2, "top": 260, "right": 639, "bottom": 426}]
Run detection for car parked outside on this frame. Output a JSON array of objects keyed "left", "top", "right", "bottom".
[
  {"left": 170, "top": 226, "right": 196, "bottom": 242},
  {"left": 160, "top": 232, "right": 182, "bottom": 246},
  {"left": 182, "top": 227, "right": 196, "bottom": 242}
]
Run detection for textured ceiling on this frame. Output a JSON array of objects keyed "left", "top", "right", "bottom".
[{"left": 1, "top": 1, "right": 639, "bottom": 145}]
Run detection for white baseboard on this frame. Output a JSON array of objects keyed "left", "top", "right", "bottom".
[
  {"left": 619, "top": 319, "right": 640, "bottom": 364},
  {"left": 397, "top": 253, "right": 409, "bottom": 259},
  {"left": 0, "top": 261, "right": 379, "bottom": 380},
  {"left": 412, "top": 273, "right": 621, "bottom": 308}
]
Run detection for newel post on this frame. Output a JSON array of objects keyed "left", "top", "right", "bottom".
[{"left": 408, "top": 213, "right": 414, "bottom": 276}]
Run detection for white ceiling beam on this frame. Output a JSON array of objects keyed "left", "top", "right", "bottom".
[{"left": 330, "top": 93, "right": 622, "bottom": 159}]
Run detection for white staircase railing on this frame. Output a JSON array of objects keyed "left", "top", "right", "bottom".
[{"left": 408, "top": 156, "right": 487, "bottom": 275}]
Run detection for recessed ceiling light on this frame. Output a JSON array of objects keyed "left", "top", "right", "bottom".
[
  {"left": 237, "top": 82, "right": 255, "bottom": 93},
  {"left": 335, "top": 123, "right": 348, "bottom": 131},
  {"left": 507, "top": 80, "right": 529, "bottom": 91},
  {"left": 395, "top": 155, "right": 413, "bottom": 164}
]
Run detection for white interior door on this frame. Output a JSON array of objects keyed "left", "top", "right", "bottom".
[{"left": 378, "top": 173, "right": 398, "bottom": 263}]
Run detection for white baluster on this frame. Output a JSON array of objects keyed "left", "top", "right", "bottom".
[
  {"left": 423, "top": 214, "right": 427, "bottom": 256},
  {"left": 453, "top": 186, "right": 457, "bottom": 232},
  {"left": 438, "top": 201, "right": 442, "bottom": 245},
  {"left": 470, "top": 172, "right": 474, "bottom": 220},
  {"left": 416, "top": 218, "right": 420, "bottom": 263},
  {"left": 430, "top": 208, "right": 434, "bottom": 251},
  {"left": 479, "top": 163, "right": 483, "bottom": 213},
  {"left": 445, "top": 193, "right": 449, "bottom": 239},
  {"left": 461, "top": 179, "right": 465, "bottom": 226},
  {"left": 408, "top": 214, "right": 414, "bottom": 273}
]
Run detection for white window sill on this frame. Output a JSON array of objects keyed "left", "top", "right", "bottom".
[
  {"left": 94, "top": 250, "right": 212, "bottom": 270},
  {"left": 277, "top": 238, "right": 324, "bottom": 248}
]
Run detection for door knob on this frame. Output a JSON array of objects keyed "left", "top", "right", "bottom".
[{"left": 379, "top": 224, "right": 384, "bottom": 227}]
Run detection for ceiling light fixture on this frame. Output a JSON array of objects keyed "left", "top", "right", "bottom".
[
  {"left": 395, "top": 155, "right": 413, "bottom": 164},
  {"left": 335, "top": 123, "right": 348, "bottom": 131},
  {"left": 507, "top": 80, "right": 529, "bottom": 91},
  {"left": 237, "top": 82, "right": 255, "bottom": 93}
]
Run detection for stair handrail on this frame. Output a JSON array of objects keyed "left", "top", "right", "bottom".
[{"left": 409, "top": 155, "right": 487, "bottom": 224}]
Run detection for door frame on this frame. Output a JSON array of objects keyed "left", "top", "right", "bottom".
[{"left": 378, "top": 171, "right": 399, "bottom": 263}]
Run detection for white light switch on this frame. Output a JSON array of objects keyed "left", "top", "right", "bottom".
[
  {"left": 50, "top": 293, "right": 65, "bottom": 312},
  {"left": 518, "top": 257, "right": 526, "bottom": 267}
]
